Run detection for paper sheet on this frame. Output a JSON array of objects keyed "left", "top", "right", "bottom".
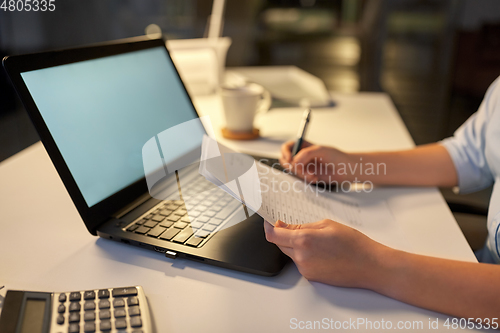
[{"left": 199, "top": 136, "right": 411, "bottom": 250}]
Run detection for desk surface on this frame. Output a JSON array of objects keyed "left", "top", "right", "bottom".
[{"left": 0, "top": 92, "right": 478, "bottom": 332}]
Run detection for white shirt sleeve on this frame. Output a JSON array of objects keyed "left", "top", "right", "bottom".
[{"left": 440, "top": 77, "right": 500, "bottom": 193}]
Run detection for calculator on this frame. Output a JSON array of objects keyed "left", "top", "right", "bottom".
[{"left": 0, "top": 286, "right": 153, "bottom": 333}]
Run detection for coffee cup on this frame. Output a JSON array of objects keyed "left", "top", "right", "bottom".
[{"left": 220, "top": 83, "right": 271, "bottom": 133}]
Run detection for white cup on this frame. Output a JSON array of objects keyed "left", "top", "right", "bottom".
[{"left": 220, "top": 83, "right": 271, "bottom": 132}]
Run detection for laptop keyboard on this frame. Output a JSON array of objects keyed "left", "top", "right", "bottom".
[{"left": 124, "top": 176, "right": 241, "bottom": 248}]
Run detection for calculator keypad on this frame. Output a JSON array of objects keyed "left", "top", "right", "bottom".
[{"left": 54, "top": 287, "right": 147, "bottom": 333}]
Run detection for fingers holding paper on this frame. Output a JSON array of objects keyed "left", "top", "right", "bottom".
[{"left": 264, "top": 219, "right": 391, "bottom": 289}]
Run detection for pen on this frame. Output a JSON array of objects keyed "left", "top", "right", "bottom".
[{"left": 291, "top": 109, "right": 311, "bottom": 157}]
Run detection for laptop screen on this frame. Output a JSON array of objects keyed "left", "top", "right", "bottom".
[{"left": 20, "top": 46, "right": 201, "bottom": 207}]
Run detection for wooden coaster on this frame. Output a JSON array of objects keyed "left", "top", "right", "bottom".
[{"left": 221, "top": 127, "right": 260, "bottom": 140}]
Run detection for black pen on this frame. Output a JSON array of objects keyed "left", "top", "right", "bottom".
[{"left": 291, "top": 109, "right": 311, "bottom": 157}]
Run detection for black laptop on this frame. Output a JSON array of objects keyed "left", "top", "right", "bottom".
[{"left": 3, "top": 36, "right": 288, "bottom": 276}]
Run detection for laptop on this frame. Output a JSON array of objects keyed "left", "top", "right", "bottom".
[{"left": 3, "top": 36, "right": 288, "bottom": 276}]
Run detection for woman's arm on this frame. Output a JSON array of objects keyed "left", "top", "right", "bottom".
[
  {"left": 280, "top": 141, "right": 458, "bottom": 188},
  {"left": 264, "top": 220, "right": 500, "bottom": 322},
  {"left": 379, "top": 249, "right": 500, "bottom": 321}
]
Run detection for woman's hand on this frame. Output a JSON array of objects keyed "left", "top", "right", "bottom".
[
  {"left": 280, "top": 140, "right": 354, "bottom": 183},
  {"left": 281, "top": 141, "right": 459, "bottom": 187},
  {"left": 264, "top": 219, "right": 392, "bottom": 290}
]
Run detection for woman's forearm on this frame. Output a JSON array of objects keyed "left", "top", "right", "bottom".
[
  {"left": 347, "top": 143, "right": 458, "bottom": 187},
  {"left": 372, "top": 248, "right": 500, "bottom": 320}
]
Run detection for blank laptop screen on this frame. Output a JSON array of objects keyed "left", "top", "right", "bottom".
[{"left": 21, "top": 46, "right": 201, "bottom": 207}]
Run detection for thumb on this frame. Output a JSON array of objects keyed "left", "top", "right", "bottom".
[
  {"left": 275, "top": 220, "right": 302, "bottom": 230},
  {"left": 294, "top": 219, "right": 329, "bottom": 229}
]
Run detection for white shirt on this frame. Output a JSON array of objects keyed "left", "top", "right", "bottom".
[{"left": 441, "top": 76, "right": 500, "bottom": 263}]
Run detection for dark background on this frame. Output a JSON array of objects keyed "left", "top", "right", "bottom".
[{"left": 1, "top": 0, "right": 499, "bottom": 250}]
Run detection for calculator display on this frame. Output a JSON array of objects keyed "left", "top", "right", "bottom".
[{"left": 20, "top": 299, "right": 46, "bottom": 333}]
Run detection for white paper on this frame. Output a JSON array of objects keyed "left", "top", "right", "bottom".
[{"left": 199, "top": 138, "right": 411, "bottom": 250}]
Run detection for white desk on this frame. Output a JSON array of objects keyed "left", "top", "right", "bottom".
[{"left": 0, "top": 92, "right": 478, "bottom": 332}]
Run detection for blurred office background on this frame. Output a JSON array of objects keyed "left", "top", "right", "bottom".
[{"left": 1, "top": 0, "right": 500, "bottom": 250}]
